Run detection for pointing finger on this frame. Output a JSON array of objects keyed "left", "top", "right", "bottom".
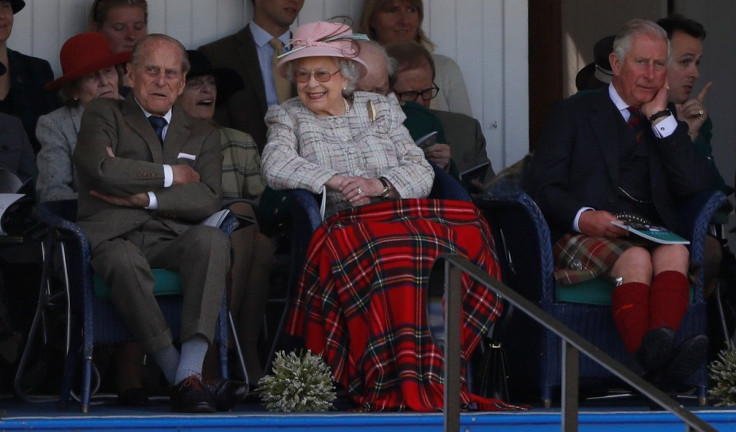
[{"left": 696, "top": 81, "right": 712, "bottom": 103}]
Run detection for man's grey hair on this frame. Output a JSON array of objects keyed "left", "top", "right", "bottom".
[{"left": 612, "top": 18, "right": 671, "bottom": 63}]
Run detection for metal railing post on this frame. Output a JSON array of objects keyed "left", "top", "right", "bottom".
[
  {"left": 430, "top": 254, "right": 716, "bottom": 432},
  {"left": 561, "top": 340, "right": 579, "bottom": 432},
  {"left": 444, "top": 261, "right": 462, "bottom": 432}
]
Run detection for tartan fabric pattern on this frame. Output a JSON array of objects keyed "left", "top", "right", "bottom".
[
  {"left": 553, "top": 233, "right": 637, "bottom": 285},
  {"left": 219, "top": 127, "right": 265, "bottom": 200},
  {"left": 286, "top": 198, "right": 515, "bottom": 411}
]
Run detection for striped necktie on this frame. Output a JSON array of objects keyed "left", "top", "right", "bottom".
[
  {"left": 627, "top": 107, "right": 646, "bottom": 144},
  {"left": 269, "top": 38, "right": 291, "bottom": 104}
]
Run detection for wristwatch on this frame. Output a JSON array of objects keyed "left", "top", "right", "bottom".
[
  {"left": 379, "top": 177, "right": 391, "bottom": 199},
  {"left": 648, "top": 109, "right": 671, "bottom": 123}
]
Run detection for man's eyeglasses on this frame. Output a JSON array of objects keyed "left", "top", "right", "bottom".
[
  {"left": 393, "top": 84, "right": 440, "bottom": 102},
  {"left": 294, "top": 69, "right": 341, "bottom": 83}
]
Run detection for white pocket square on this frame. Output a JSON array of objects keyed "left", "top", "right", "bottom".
[{"left": 177, "top": 152, "right": 196, "bottom": 161}]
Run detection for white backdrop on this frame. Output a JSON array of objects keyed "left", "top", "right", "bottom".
[{"left": 7, "top": 0, "right": 529, "bottom": 171}]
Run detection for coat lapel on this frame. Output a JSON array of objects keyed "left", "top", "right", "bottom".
[
  {"left": 162, "top": 106, "right": 190, "bottom": 162},
  {"left": 588, "top": 90, "right": 625, "bottom": 187},
  {"left": 121, "top": 94, "right": 163, "bottom": 162},
  {"left": 236, "top": 25, "right": 268, "bottom": 114}
]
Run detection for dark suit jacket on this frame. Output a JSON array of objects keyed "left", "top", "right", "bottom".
[
  {"left": 432, "top": 108, "right": 493, "bottom": 176},
  {"left": 523, "top": 88, "right": 712, "bottom": 239},
  {"left": 73, "top": 94, "right": 223, "bottom": 249},
  {"left": 0, "top": 49, "right": 59, "bottom": 153},
  {"left": 0, "top": 112, "right": 36, "bottom": 182},
  {"left": 199, "top": 24, "right": 292, "bottom": 153}
]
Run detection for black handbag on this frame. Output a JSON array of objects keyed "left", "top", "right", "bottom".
[{"left": 475, "top": 301, "right": 513, "bottom": 401}]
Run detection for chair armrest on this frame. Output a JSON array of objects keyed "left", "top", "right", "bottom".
[
  {"left": 429, "top": 162, "right": 471, "bottom": 202},
  {"left": 476, "top": 190, "right": 556, "bottom": 305},
  {"left": 678, "top": 190, "right": 726, "bottom": 300}
]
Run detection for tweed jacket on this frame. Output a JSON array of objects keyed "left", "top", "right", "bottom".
[
  {"left": 523, "top": 87, "right": 712, "bottom": 240},
  {"left": 73, "top": 94, "right": 223, "bottom": 249},
  {"left": 220, "top": 126, "right": 265, "bottom": 200},
  {"left": 199, "top": 24, "right": 294, "bottom": 153},
  {"left": 261, "top": 91, "right": 434, "bottom": 216},
  {"left": 35, "top": 105, "right": 84, "bottom": 201}
]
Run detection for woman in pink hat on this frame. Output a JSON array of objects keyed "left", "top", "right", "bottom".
[
  {"left": 262, "top": 20, "right": 514, "bottom": 412},
  {"left": 35, "top": 32, "right": 149, "bottom": 407}
]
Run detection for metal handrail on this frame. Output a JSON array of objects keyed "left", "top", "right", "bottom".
[{"left": 428, "top": 254, "right": 715, "bottom": 432}]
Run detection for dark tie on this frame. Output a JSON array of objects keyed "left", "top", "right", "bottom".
[
  {"left": 627, "top": 107, "right": 646, "bottom": 144},
  {"left": 148, "top": 116, "right": 167, "bottom": 144}
]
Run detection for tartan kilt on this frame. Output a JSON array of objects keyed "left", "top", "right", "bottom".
[
  {"left": 285, "top": 198, "right": 519, "bottom": 412},
  {"left": 553, "top": 233, "right": 638, "bottom": 285}
]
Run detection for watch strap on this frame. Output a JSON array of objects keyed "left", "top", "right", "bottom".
[{"left": 648, "top": 109, "right": 671, "bottom": 123}]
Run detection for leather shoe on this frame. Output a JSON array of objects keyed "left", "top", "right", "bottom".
[
  {"left": 634, "top": 327, "right": 675, "bottom": 373},
  {"left": 661, "top": 334, "right": 708, "bottom": 388},
  {"left": 207, "top": 378, "right": 248, "bottom": 411},
  {"left": 171, "top": 375, "right": 216, "bottom": 413}
]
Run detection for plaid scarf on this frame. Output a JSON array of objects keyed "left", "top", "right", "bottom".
[{"left": 286, "top": 198, "right": 522, "bottom": 411}]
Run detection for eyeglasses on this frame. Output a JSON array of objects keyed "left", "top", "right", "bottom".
[
  {"left": 393, "top": 84, "right": 440, "bottom": 102},
  {"left": 186, "top": 76, "right": 216, "bottom": 90},
  {"left": 294, "top": 69, "right": 341, "bottom": 83}
]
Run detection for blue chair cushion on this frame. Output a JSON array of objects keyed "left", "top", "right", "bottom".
[
  {"left": 555, "top": 279, "right": 695, "bottom": 305},
  {"left": 93, "top": 269, "right": 182, "bottom": 298}
]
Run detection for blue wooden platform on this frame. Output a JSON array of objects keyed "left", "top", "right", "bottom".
[{"left": 3, "top": 395, "right": 736, "bottom": 431}]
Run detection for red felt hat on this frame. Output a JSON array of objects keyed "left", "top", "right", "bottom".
[{"left": 45, "top": 32, "right": 131, "bottom": 92}]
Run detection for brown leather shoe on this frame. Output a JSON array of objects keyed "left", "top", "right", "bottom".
[{"left": 171, "top": 375, "right": 215, "bottom": 413}]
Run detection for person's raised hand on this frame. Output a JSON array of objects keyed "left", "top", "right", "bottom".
[
  {"left": 675, "top": 81, "right": 711, "bottom": 141},
  {"left": 578, "top": 210, "right": 629, "bottom": 238},
  {"left": 641, "top": 79, "right": 671, "bottom": 120},
  {"left": 424, "top": 143, "right": 452, "bottom": 170},
  {"left": 172, "top": 164, "right": 200, "bottom": 185}
]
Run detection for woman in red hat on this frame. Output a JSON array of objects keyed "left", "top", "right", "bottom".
[
  {"left": 35, "top": 32, "right": 150, "bottom": 407},
  {"left": 0, "top": 0, "right": 59, "bottom": 152},
  {"left": 36, "top": 32, "right": 129, "bottom": 202}
]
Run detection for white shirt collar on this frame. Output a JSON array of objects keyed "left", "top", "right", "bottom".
[
  {"left": 250, "top": 21, "right": 291, "bottom": 48},
  {"left": 135, "top": 97, "right": 173, "bottom": 124},
  {"left": 608, "top": 83, "right": 630, "bottom": 114}
]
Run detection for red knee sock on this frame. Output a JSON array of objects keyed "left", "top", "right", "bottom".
[
  {"left": 611, "top": 281, "right": 650, "bottom": 353},
  {"left": 649, "top": 270, "right": 689, "bottom": 332}
]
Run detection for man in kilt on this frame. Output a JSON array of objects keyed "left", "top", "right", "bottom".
[{"left": 524, "top": 18, "right": 713, "bottom": 390}]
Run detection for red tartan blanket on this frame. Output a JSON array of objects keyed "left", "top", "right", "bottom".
[{"left": 286, "top": 198, "right": 520, "bottom": 412}]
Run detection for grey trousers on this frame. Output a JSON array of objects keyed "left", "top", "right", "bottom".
[{"left": 90, "top": 220, "right": 230, "bottom": 354}]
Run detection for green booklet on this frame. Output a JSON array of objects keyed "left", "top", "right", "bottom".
[{"left": 611, "top": 221, "right": 689, "bottom": 245}]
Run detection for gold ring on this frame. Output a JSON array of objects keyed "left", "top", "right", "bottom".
[
  {"left": 357, "top": 188, "right": 362, "bottom": 195},
  {"left": 698, "top": 109, "right": 704, "bottom": 116}
]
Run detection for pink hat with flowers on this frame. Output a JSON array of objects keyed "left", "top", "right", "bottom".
[{"left": 276, "top": 21, "right": 368, "bottom": 80}]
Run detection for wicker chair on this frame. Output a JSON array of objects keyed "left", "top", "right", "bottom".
[
  {"left": 264, "top": 163, "right": 472, "bottom": 371},
  {"left": 26, "top": 200, "right": 237, "bottom": 412},
  {"left": 477, "top": 182, "right": 725, "bottom": 407}
]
